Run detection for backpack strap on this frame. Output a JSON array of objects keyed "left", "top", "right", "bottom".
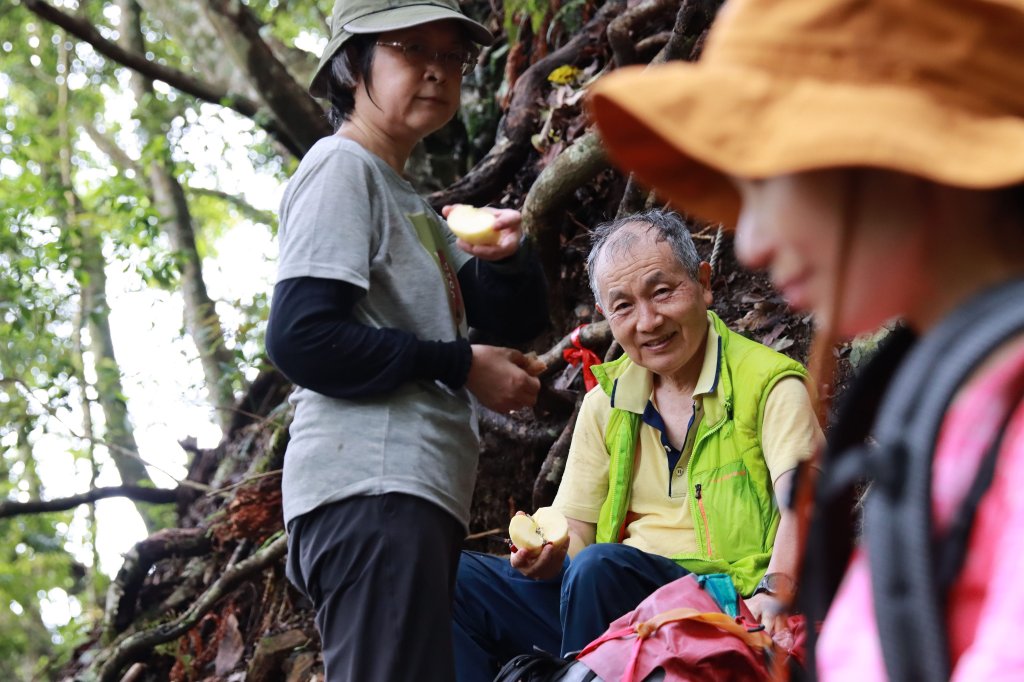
[
  {"left": 796, "top": 324, "right": 916, "bottom": 678},
  {"left": 864, "top": 277, "right": 1024, "bottom": 682}
]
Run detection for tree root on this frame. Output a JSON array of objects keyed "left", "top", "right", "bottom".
[
  {"left": 478, "top": 410, "right": 562, "bottom": 446},
  {"left": 614, "top": 0, "right": 722, "bottom": 218},
  {"left": 227, "top": 367, "right": 293, "bottom": 437},
  {"left": 636, "top": 31, "right": 673, "bottom": 61},
  {"left": 524, "top": 131, "right": 610, "bottom": 229},
  {"left": 607, "top": 0, "right": 680, "bottom": 67},
  {"left": 662, "top": 0, "right": 720, "bottom": 63},
  {"left": 533, "top": 394, "right": 584, "bottom": 509},
  {"left": 522, "top": 0, "right": 717, "bottom": 316},
  {"left": 522, "top": 132, "right": 608, "bottom": 301},
  {"left": 93, "top": 535, "right": 287, "bottom": 682},
  {"left": 427, "top": 0, "right": 625, "bottom": 211},
  {"left": 103, "top": 528, "right": 212, "bottom": 639}
]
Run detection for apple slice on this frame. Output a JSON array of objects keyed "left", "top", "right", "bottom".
[
  {"left": 508, "top": 506, "right": 569, "bottom": 552},
  {"left": 532, "top": 506, "right": 569, "bottom": 546},
  {"left": 447, "top": 204, "right": 500, "bottom": 246},
  {"left": 508, "top": 513, "right": 545, "bottom": 552}
]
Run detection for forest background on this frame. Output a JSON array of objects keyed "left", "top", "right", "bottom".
[{"left": 0, "top": 0, "right": 871, "bottom": 680}]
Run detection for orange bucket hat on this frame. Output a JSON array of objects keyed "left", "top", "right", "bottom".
[{"left": 588, "top": 0, "right": 1024, "bottom": 228}]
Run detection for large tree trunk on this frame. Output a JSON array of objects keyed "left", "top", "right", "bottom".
[
  {"left": 80, "top": 241, "right": 164, "bottom": 519},
  {"left": 118, "top": 0, "right": 242, "bottom": 437},
  {"left": 50, "top": 29, "right": 163, "bottom": 533}
]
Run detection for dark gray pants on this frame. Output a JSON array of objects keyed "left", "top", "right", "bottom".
[{"left": 287, "top": 493, "right": 464, "bottom": 682}]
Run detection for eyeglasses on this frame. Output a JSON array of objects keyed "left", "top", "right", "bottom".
[{"left": 376, "top": 41, "right": 479, "bottom": 76}]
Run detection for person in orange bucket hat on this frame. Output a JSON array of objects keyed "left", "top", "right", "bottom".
[{"left": 589, "top": 1, "right": 1024, "bottom": 680}]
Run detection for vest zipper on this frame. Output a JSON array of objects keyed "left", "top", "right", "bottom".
[
  {"left": 695, "top": 483, "right": 712, "bottom": 557},
  {"left": 692, "top": 407, "right": 728, "bottom": 454}
]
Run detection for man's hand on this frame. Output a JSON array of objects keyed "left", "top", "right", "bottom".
[
  {"left": 442, "top": 206, "right": 523, "bottom": 261},
  {"left": 466, "top": 345, "right": 540, "bottom": 413},
  {"left": 509, "top": 533, "right": 569, "bottom": 581},
  {"left": 744, "top": 592, "right": 790, "bottom": 636}
]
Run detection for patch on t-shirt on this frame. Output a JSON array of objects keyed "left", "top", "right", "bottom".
[{"left": 407, "top": 211, "right": 466, "bottom": 336}]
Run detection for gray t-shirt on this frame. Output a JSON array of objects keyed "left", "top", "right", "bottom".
[{"left": 275, "top": 136, "right": 479, "bottom": 529}]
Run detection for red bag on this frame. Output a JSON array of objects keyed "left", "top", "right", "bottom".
[{"left": 576, "top": 574, "right": 806, "bottom": 682}]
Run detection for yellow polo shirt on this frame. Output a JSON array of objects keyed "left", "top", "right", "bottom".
[{"left": 553, "top": 322, "right": 824, "bottom": 557}]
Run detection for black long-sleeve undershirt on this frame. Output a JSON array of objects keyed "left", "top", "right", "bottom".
[
  {"left": 460, "top": 243, "right": 548, "bottom": 343},
  {"left": 265, "top": 250, "right": 548, "bottom": 400}
]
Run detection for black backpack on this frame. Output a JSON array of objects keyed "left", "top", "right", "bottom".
[
  {"left": 492, "top": 649, "right": 598, "bottom": 682},
  {"left": 799, "top": 277, "right": 1024, "bottom": 681},
  {"left": 492, "top": 651, "right": 669, "bottom": 682}
]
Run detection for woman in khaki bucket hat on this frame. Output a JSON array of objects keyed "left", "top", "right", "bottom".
[
  {"left": 589, "top": 0, "right": 1024, "bottom": 680},
  {"left": 266, "top": 1, "right": 549, "bottom": 680}
]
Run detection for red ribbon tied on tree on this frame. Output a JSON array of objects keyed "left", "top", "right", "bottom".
[{"left": 562, "top": 325, "right": 601, "bottom": 391}]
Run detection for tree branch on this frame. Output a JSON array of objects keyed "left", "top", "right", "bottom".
[
  {"left": 0, "top": 485, "right": 183, "bottom": 519},
  {"left": 22, "top": 0, "right": 302, "bottom": 157},
  {"left": 204, "top": 0, "right": 331, "bottom": 154},
  {"left": 188, "top": 186, "right": 277, "bottom": 225},
  {"left": 95, "top": 535, "right": 288, "bottom": 682},
  {"left": 82, "top": 122, "right": 143, "bottom": 176},
  {"left": 6, "top": 376, "right": 212, "bottom": 491}
]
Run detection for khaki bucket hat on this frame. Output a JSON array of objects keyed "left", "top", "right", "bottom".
[
  {"left": 588, "top": 0, "right": 1024, "bottom": 227},
  {"left": 310, "top": 0, "right": 494, "bottom": 98}
]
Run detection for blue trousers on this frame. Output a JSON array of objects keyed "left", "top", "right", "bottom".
[{"left": 452, "top": 543, "right": 689, "bottom": 682}]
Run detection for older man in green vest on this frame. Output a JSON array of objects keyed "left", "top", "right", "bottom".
[{"left": 453, "top": 210, "right": 823, "bottom": 682}]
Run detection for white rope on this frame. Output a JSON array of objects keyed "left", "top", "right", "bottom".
[{"left": 709, "top": 224, "right": 725, "bottom": 274}]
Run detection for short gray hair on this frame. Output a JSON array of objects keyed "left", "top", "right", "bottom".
[{"left": 586, "top": 209, "right": 702, "bottom": 308}]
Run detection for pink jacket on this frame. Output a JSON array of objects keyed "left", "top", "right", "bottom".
[{"left": 818, "top": 344, "right": 1024, "bottom": 680}]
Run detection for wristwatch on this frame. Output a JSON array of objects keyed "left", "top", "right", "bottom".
[{"left": 751, "top": 572, "right": 795, "bottom": 599}]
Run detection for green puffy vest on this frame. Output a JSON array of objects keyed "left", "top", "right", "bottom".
[{"left": 591, "top": 311, "right": 808, "bottom": 596}]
